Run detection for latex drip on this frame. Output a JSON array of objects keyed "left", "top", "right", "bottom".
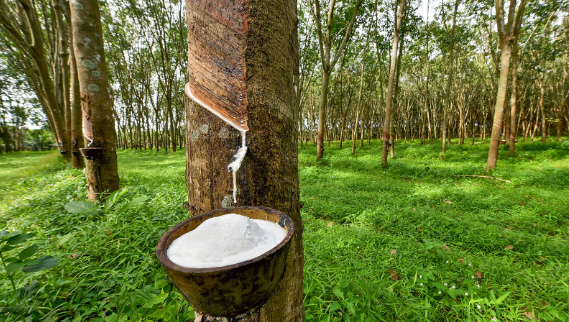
[{"left": 227, "top": 131, "right": 247, "bottom": 204}]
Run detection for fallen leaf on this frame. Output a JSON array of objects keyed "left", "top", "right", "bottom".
[
  {"left": 444, "top": 199, "right": 453, "bottom": 204},
  {"left": 540, "top": 199, "right": 545, "bottom": 204},
  {"left": 443, "top": 244, "right": 450, "bottom": 252},
  {"left": 327, "top": 222, "right": 333, "bottom": 227},
  {"left": 389, "top": 270, "right": 399, "bottom": 281},
  {"left": 390, "top": 249, "right": 396, "bottom": 255},
  {"left": 505, "top": 245, "right": 514, "bottom": 251},
  {"left": 310, "top": 196, "right": 317, "bottom": 200},
  {"left": 540, "top": 300, "right": 548, "bottom": 307},
  {"left": 459, "top": 258, "right": 464, "bottom": 264},
  {"left": 416, "top": 227, "right": 423, "bottom": 232},
  {"left": 519, "top": 201, "right": 525, "bottom": 205},
  {"left": 413, "top": 207, "right": 417, "bottom": 211},
  {"left": 475, "top": 271, "right": 482, "bottom": 278},
  {"left": 533, "top": 223, "right": 537, "bottom": 227},
  {"left": 523, "top": 311, "right": 536, "bottom": 321}
]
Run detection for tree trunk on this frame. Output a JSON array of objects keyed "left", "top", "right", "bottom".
[
  {"left": 382, "top": 0, "right": 405, "bottom": 168},
  {"left": 317, "top": 71, "right": 330, "bottom": 160},
  {"left": 509, "top": 40, "right": 519, "bottom": 156},
  {"left": 486, "top": 43, "right": 512, "bottom": 172},
  {"left": 539, "top": 77, "right": 546, "bottom": 143},
  {"left": 70, "top": 0, "right": 120, "bottom": 200},
  {"left": 70, "top": 32, "right": 85, "bottom": 169},
  {"left": 185, "top": 0, "right": 304, "bottom": 320},
  {"left": 352, "top": 33, "right": 369, "bottom": 155},
  {"left": 443, "top": 0, "right": 460, "bottom": 155}
]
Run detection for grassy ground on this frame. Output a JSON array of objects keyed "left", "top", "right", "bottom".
[
  {"left": 0, "top": 151, "right": 58, "bottom": 187},
  {"left": 1, "top": 138, "right": 568, "bottom": 322}
]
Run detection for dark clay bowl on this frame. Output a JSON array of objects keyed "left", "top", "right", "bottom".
[
  {"left": 79, "top": 147, "right": 102, "bottom": 160},
  {"left": 156, "top": 206, "right": 294, "bottom": 316}
]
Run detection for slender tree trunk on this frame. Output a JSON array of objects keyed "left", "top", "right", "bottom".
[
  {"left": 442, "top": 0, "right": 460, "bottom": 155},
  {"left": 382, "top": 0, "right": 405, "bottom": 167},
  {"left": 352, "top": 33, "right": 369, "bottom": 155},
  {"left": 70, "top": 0, "right": 119, "bottom": 200},
  {"left": 185, "top": 0, "right": 303, "bottom": 320},
  {"left": 509, "top": 41, "right": 519, "bottom": 156},
  {"left": 539, "top": 77, "right": 546, "bottom": 143},
  {"left": 487, "top": 43, "right": 512, "bottom": 172},
  {"left": 317, "top": 71, "right": 330, "bottom": 160},
  {"left": 70, "top": 33, "right": 85, "bottom": 169}
]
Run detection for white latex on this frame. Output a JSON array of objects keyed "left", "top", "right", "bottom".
[{"left": 167, "top": 214, "right": 287, "bottom": 268}]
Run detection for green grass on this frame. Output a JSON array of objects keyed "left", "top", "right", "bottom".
[
  {"left": 1, "top": 138, "right": 568, "bottom": 321},
  {"left": 0, "top": 151, "right": 58, "bottom": 185}
]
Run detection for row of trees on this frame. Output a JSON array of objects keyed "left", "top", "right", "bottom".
[
  {"left": 2, "top": 0, "right": 568, "bottom": 168},
  {"left": 298, "top": 0, "right": 567, "bottom": 170},
  {"left": 0, "top": 0, "right": 187, "bottom": 158}
]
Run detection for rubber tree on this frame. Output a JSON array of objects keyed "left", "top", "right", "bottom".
[
  {"left": 0, "top": 0, "right": 71, "bottom": 159},
  {"left": 382, "top": 0, "right": 406, "bottom": 168},
  {"left": 184, "top": 0, "right": 303, "bottom": 320},
  {"left": 308, "top": 0, "right": 363, "bottom": 160},
  {"left": 486, "top": 0, "right": 527, "bottom": 172},
  {"left": 352, "top": 27, "right": 371, "bottom": 155},
  {"left": 70, "top": 0, "right": 120, "bottom": 199},
  {"left": 442, "top": 0, "right": 460, "bottom": 156},
  {"left": 69, "top": 31, "right": 85, "bottom": 169}
]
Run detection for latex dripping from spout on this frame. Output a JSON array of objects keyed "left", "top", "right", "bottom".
[{"left": 227, "top": 130, "right": 247, "bottom": 204}]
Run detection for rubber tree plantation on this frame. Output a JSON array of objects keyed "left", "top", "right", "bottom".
[{"left": 1, "top": 0, "right": 568, "bottom": 321}]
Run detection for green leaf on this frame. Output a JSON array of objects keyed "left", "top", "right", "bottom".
[
  {"left": 126, "top": 196, "right": 149, "bottom": 209},
  {"left": 0, "top": 244, "right": 14, "bottom": 252},
  {"left": 339, "top": 279, "right": 349, "bottom": 288},
  {"left": 19, "top": 280, "right": 41, "bottom": 299},
  {"left": 57, "top": 233, "right": 75, "bottom": 246},
  {"left": 22, "top": 258, "right": 40, "bottom": 266},
  {"left": 22, "top": 256, "right": 58, "bottom": 273},
  {"left": 333, "top": 288, "right": 344, "bottom": 300},
  {"left": 0, "top": 230, "right": 8, "bottom": 238},
  {"left": 6, "top": 262, "right": 24, "bottom": 274},
  {"left": 4, "top": 257, "right": 19, "bottom": 263},
  {"left": 7, "top": 233, "right": 34, "bottom": 245},
  {"left": 346, "top": 302, "right": 356, "bottom": 314},
  {"left": 494, "top": 292, "right": 511, "bottom": 305},
  {"left": 65, "top": 201, "right": 98, "bottom": 214},
  {"left": 18, "top": 244, "right": 38, "bottom": 260},
  {"left": 329, "top": 302, "right": 342, "bottom": 312},
  {"left": 105, "top": 313, "right": 118, "bottom": 322},
  {"left": 103, "top": 188, "right": 128, "bottom": 212}
]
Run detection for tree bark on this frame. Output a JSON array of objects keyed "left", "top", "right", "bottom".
[
  {"left": 442, "top": 0, "right": 460, "bottom": 155},
  {"left": 382, "top": 0, "right": 405, "bottom": 168},
  {"left": 486, "top": 0, "right": 526, "bottom": 172},
  {"left": 69, "top": 30, "right": 85, "bottom": 169},
  {"left": 185, "top": 0, "right": 304, "bottom": 320},
  {"left": 70, "top": 0, "right": 119, "bottom": 199},
  {"left": 509, "top": 40, "right": 519, "bottom": 156},
  {"left": 352, "top": 32, "right": 370, "bottom": 155}
]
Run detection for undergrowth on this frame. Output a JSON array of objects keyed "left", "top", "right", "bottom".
[{"left": 0, "top": 137, "right": 568, "bottom": 321}]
